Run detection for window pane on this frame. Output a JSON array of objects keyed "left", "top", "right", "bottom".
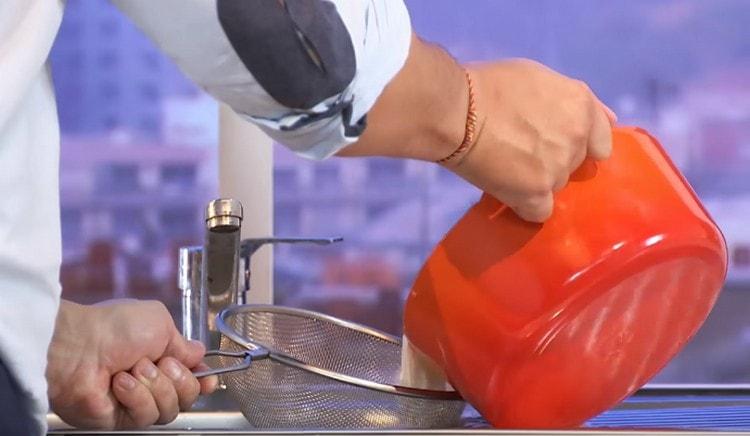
[{"left": 160, "top": 164, "right": 197, "bottom": 193}]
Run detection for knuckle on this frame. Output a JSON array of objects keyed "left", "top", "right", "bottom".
[
  {"left": 63, "top": 382, "right": 90, "bottom": 407},
  {"left": 568, "top": 122, "right": 590, "bottom": 143},
  {"left": 159, "top": 358, "right": 196, "bottom": 399},
  {"left": 554, "top": 150, "right": 573, "bottom": 172},
  {"left": 178, "top": 377, "right": 201, "bottom": 410},
  {"left": 519, "top": 170, "right": 548, "bottom": 198},
  {"left": 597, "top": 144, "right": 613, "bottom": 159},
  {"left": 65, "top": 379, "right": 101, "bottom": 415},
  {"left": 553, "top": 174, "right": 570, "bottom": 192},
  {"left": 514, "top": 58, "right": 539, "bottom": 69},
  {"left": 571, "top": 84, "right": 595, "bottom": 109},
  {"left": 532, "top": 170, "right": 555, "bottom": 195},
  {"left": 570, "top": 152, "right": 587, "bottom": 171},
  {"left": 81, "top": 393, "right": 113, "bottom": 422},
  {"left": 574, "top": 79, "right": 592, "bottom": 94},
  {"left": 145, "top": 299, "right": 170, "bottom": 316},
  {"left": 134, "top": 356, "right": 152, "bottom": 371},
  {"left": 528, "top": 184, "right": 551, "bottom": 200},
  {"left": 181, "top": 394, "right": 199, "bottom": 412}
]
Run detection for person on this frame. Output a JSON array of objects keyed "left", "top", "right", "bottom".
[{"left": 0, "top": 0, "right": 615, "bottom": 433}]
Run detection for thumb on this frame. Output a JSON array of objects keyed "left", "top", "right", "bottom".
[{"left": 163, "top": 330, "right": 206, "bottom": 369}]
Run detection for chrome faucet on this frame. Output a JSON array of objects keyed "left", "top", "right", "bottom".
[
  {"left": 179, "top": 199, "right": 243, "bottom": 350},
  {"left": 204, "top": 199, "right": 244, "bottom": 349},
  {"left": 178, "top": 198, "right": 342, "bottom": 349}
]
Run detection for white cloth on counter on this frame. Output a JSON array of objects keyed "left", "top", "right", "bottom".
[{"left": 0, "top": 0, "right": 411, "bottom": 432}]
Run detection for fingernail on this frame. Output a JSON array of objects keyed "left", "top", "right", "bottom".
[
  {"left": 142, "top": 361, "right": 158, "bottom": 380},
  {"left": 164, "top": 359, "right": 184, "bottom": 382},
  {"left": 118, "top": 374, "right": 136, "bottom": 390}
]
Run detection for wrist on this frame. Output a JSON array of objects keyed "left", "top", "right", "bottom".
[
  {"left": 404, "top": 40, "right": 468, "bottom": 161},
  {"left": 47, "top": 301, "right": 90, "bottom": 399},
  {"left": 435, "top": 68, "right": 481, "bottom": 165},
  {"left": 338, "top": 35, "right": 468, "bottom": 161}
]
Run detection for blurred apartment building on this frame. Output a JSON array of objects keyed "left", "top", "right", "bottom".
[
  {"left": 656, "top": 65, "right": 750, "bottom": 286},
  {"left": 58, "top": 135, "right": 217, "bottom": 308},
  {"left": 51, "top": 0, "right": 213, "bottom": 311},
  {"left": 50, "top": 0, "right": 196, "bottom": 140}
]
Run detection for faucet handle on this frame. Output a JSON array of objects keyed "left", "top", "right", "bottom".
[
  {"left": 240, "top": 237, "right": 343, "bottom": 258},
  {"left": 239, "top": 237, "right": 343, "bottom": 294}
]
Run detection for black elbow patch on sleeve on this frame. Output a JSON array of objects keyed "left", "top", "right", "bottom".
[{"left": 217, "top": 0, "right": 357, "bottom": 110}]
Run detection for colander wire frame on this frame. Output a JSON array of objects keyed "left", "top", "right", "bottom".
[{"left": 211, "top": 304, "right": 466, "bottom": 429}]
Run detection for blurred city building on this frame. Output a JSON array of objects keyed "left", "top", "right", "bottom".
[
  {"left": 50, "top": 0, "right": 195, "bottom": 140},
  {"left": 59, "top": 135, "right": 216, "bottom": 309},
  {"left": 655, "top": 65, "right": 750, "bottom": 285}
]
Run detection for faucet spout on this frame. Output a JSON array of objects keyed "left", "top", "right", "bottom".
[{"left": 202, "top": 199, "right": 243, "bottom": 350}]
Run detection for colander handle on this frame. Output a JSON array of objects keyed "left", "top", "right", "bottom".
[{"left": 193, "top": 349, "right": 257, "bottom": 378}]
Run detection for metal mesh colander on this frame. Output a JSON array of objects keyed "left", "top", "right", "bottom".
[{"left": 206, "top": 304, "right": 465, "bottom": 429}]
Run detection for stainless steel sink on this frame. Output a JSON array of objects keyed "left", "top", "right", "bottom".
[
  {"left": 46, "top": 411, "right": 750, "bottom": 436},
  {"left": 45, "top": 410, "right": 750, "bottom": 436},
  {"left": 47, "top": 387, "right": 750, "bottom": 435},
  {"left": 47, "top": 410, "right": 748, "bottom": 436}
]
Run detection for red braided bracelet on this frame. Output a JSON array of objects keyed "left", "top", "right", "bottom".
[{"left": 436, "top": 69, "right": 478, "bottom": 164}]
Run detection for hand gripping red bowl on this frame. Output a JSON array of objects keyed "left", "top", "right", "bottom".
[{"left": 404, "top": 127, "right": 728, "bottom": 428}]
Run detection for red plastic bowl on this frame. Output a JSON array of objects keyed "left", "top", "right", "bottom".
[{"left": 404, "top": 127, "right": 727, "bottom": 428}]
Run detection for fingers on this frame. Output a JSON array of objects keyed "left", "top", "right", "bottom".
[
  {"left": 510, "top": 192, "right": 554, "bottom": 223},
  {"left": 157, "top": 357, "right": 202, "bottom": 411},
  {"left": 113, "top": 356, "right": 203, "bottom": 429},
  {"left": 132, "top": 358, "right": 179, "bottom": 425},
  {"left": 192, "top": 362, "right": 220, "bottom": 395},
  {"left": 587, "top": 103, "right": 614, "bottom": 161},
  {"left": 112, "top": 372, "right": 159, "bottom": 429},
  {"left": 164, "top": 333, "right": 206, "bottom": 370}
]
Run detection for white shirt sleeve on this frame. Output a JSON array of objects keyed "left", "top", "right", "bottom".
[
  {"left": 112, "top": 0, "right": 412, "bottom": 159},
  {"left": 0, "top": 1, "right": 64, "bottom": 433}
]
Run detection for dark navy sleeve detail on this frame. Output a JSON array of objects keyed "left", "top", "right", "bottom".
[
  {"left": 0, "top": 358, "right": 37, "bottom": 436},
  {"left": 216, "top": 0, "right": 357, "bottom": 110},
  {"left": 341, "top": 102, "right": 367, "bottom": 138}
]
